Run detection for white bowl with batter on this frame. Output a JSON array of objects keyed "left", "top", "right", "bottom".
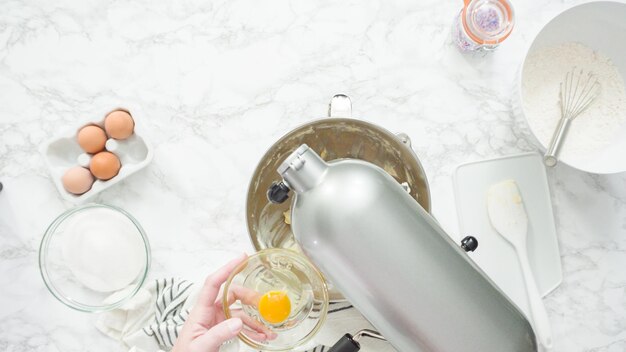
[{"left": 518, "top": 1, "right": 626, "bottom": 174}]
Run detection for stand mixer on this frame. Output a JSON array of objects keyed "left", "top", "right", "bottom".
[{"left": 266, "top": 144, "right": 538, "bottom": 352}]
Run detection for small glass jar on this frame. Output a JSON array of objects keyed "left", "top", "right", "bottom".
[{"left": 453, "top": 0, "right": 515, "bottom": 52}]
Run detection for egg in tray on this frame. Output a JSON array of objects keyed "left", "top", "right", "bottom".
[{"left": 40, "top": 107, "right": 154, "bottom": 203}]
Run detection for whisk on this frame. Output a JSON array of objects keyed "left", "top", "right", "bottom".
[{"left": 544, "top": 67, "right": 601, "bottom": 167}]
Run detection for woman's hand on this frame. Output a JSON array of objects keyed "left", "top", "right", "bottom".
[{"left": 173, "top": 253, "right": 276, "bottom": 352}]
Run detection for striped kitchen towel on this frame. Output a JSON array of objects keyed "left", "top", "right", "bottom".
[
  {"left": 142, "top": 278, "right": 194, "bottom": 347},
  {"left": 96, "top": 278, "right": 196, "bottom": 352},
  {"left": 97, "top": 278, "right": 391, "bottom": 352}
]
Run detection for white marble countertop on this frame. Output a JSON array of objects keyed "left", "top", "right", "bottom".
[{"left": 1, "top": 0, "right": 625, "bottom": 351}]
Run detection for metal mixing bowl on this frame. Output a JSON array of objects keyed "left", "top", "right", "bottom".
[{"left": 246, "top": 95, "right": 431, "bottom": 301}]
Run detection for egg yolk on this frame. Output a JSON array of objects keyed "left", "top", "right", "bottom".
[{"left": 258, "top": 290, "right": 291, "bottom": 324}]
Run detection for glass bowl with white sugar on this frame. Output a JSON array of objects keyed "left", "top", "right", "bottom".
[{"left": 39, "top": 204, "right": 150, "bottom": 312}]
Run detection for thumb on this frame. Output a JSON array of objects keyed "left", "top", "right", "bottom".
[{"left": 194, "top": 318, "right": 243, "bottom": 352}]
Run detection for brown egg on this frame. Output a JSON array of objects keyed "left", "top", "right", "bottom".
[
  {"left": 104, "top": 110, "right": 134, "bottom": 139},
  {"left": 90, "top": 151, "right": 121, "bottom": 180},
  {"left": 77, "top": 125, "right": 107, "bottom": 153},
  {"left": 62, "top": 167, "right": 94, "bottom": 195}
]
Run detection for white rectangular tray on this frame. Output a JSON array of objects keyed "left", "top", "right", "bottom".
[
  {"left": 453, "top": 153, "right": 562, "bottom": 319},
  {"left": 39, "top": 105, "right": 153, "bottom": 204}
]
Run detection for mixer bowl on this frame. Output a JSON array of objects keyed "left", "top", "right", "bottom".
[
  {"left": 246, "top": 95, "right": 431, "bottom": 301},
  {"left": 517, "top": 1, "right": 626, "bottom": 174}
]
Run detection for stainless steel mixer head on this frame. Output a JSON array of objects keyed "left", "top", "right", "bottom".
[
  {"left": 544, "top": 67, "right": 601, "bottom": 167},
  {"left": 279, "top": 145, "right": 537, "bottom": 352}
]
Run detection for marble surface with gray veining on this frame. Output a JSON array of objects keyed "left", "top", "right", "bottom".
[{"left": 0, "top": 0, "right": 625, "bottom": 351}]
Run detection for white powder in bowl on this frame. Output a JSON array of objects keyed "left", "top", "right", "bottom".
[
  {"left": 522, "top": 42, "right": 626, "bottom": 164},
  {"left": 61, "top": 207, "right": 146, "bottom": 292}
]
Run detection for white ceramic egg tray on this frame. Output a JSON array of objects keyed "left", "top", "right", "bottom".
[{"left": 40, "top": 106, "right": 153, "bottom": 204}]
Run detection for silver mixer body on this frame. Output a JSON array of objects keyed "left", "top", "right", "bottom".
[{"left": 274, "top": 144, "right": 538, "bottom": 352}]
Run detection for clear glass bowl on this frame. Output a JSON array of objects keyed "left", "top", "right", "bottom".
[
  {"left": 222, "top": 249, "right": 329, "bottom": 351},
  {"left": 39, "top": 203, "right": 151, "bottom": 312}
]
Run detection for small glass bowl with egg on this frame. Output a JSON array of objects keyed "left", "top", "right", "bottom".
[
  {"left": 39, "top": 203, "right": 151, "bottom": 312},
  {"left": 222, "top": 249, "right": 329, "bottom": 351}
]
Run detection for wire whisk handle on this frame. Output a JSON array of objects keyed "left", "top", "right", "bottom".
[{"left": 543, "top": 68, "right": 601, "bottom": 167}]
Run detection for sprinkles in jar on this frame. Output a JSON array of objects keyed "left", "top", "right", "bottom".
[{"left": 453, "top": 0, "right": 515, "bottom": 52}]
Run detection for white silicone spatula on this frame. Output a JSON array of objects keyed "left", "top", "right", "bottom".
[{"left": 487, "top": 180, "right": 553, "bottom": 349}]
